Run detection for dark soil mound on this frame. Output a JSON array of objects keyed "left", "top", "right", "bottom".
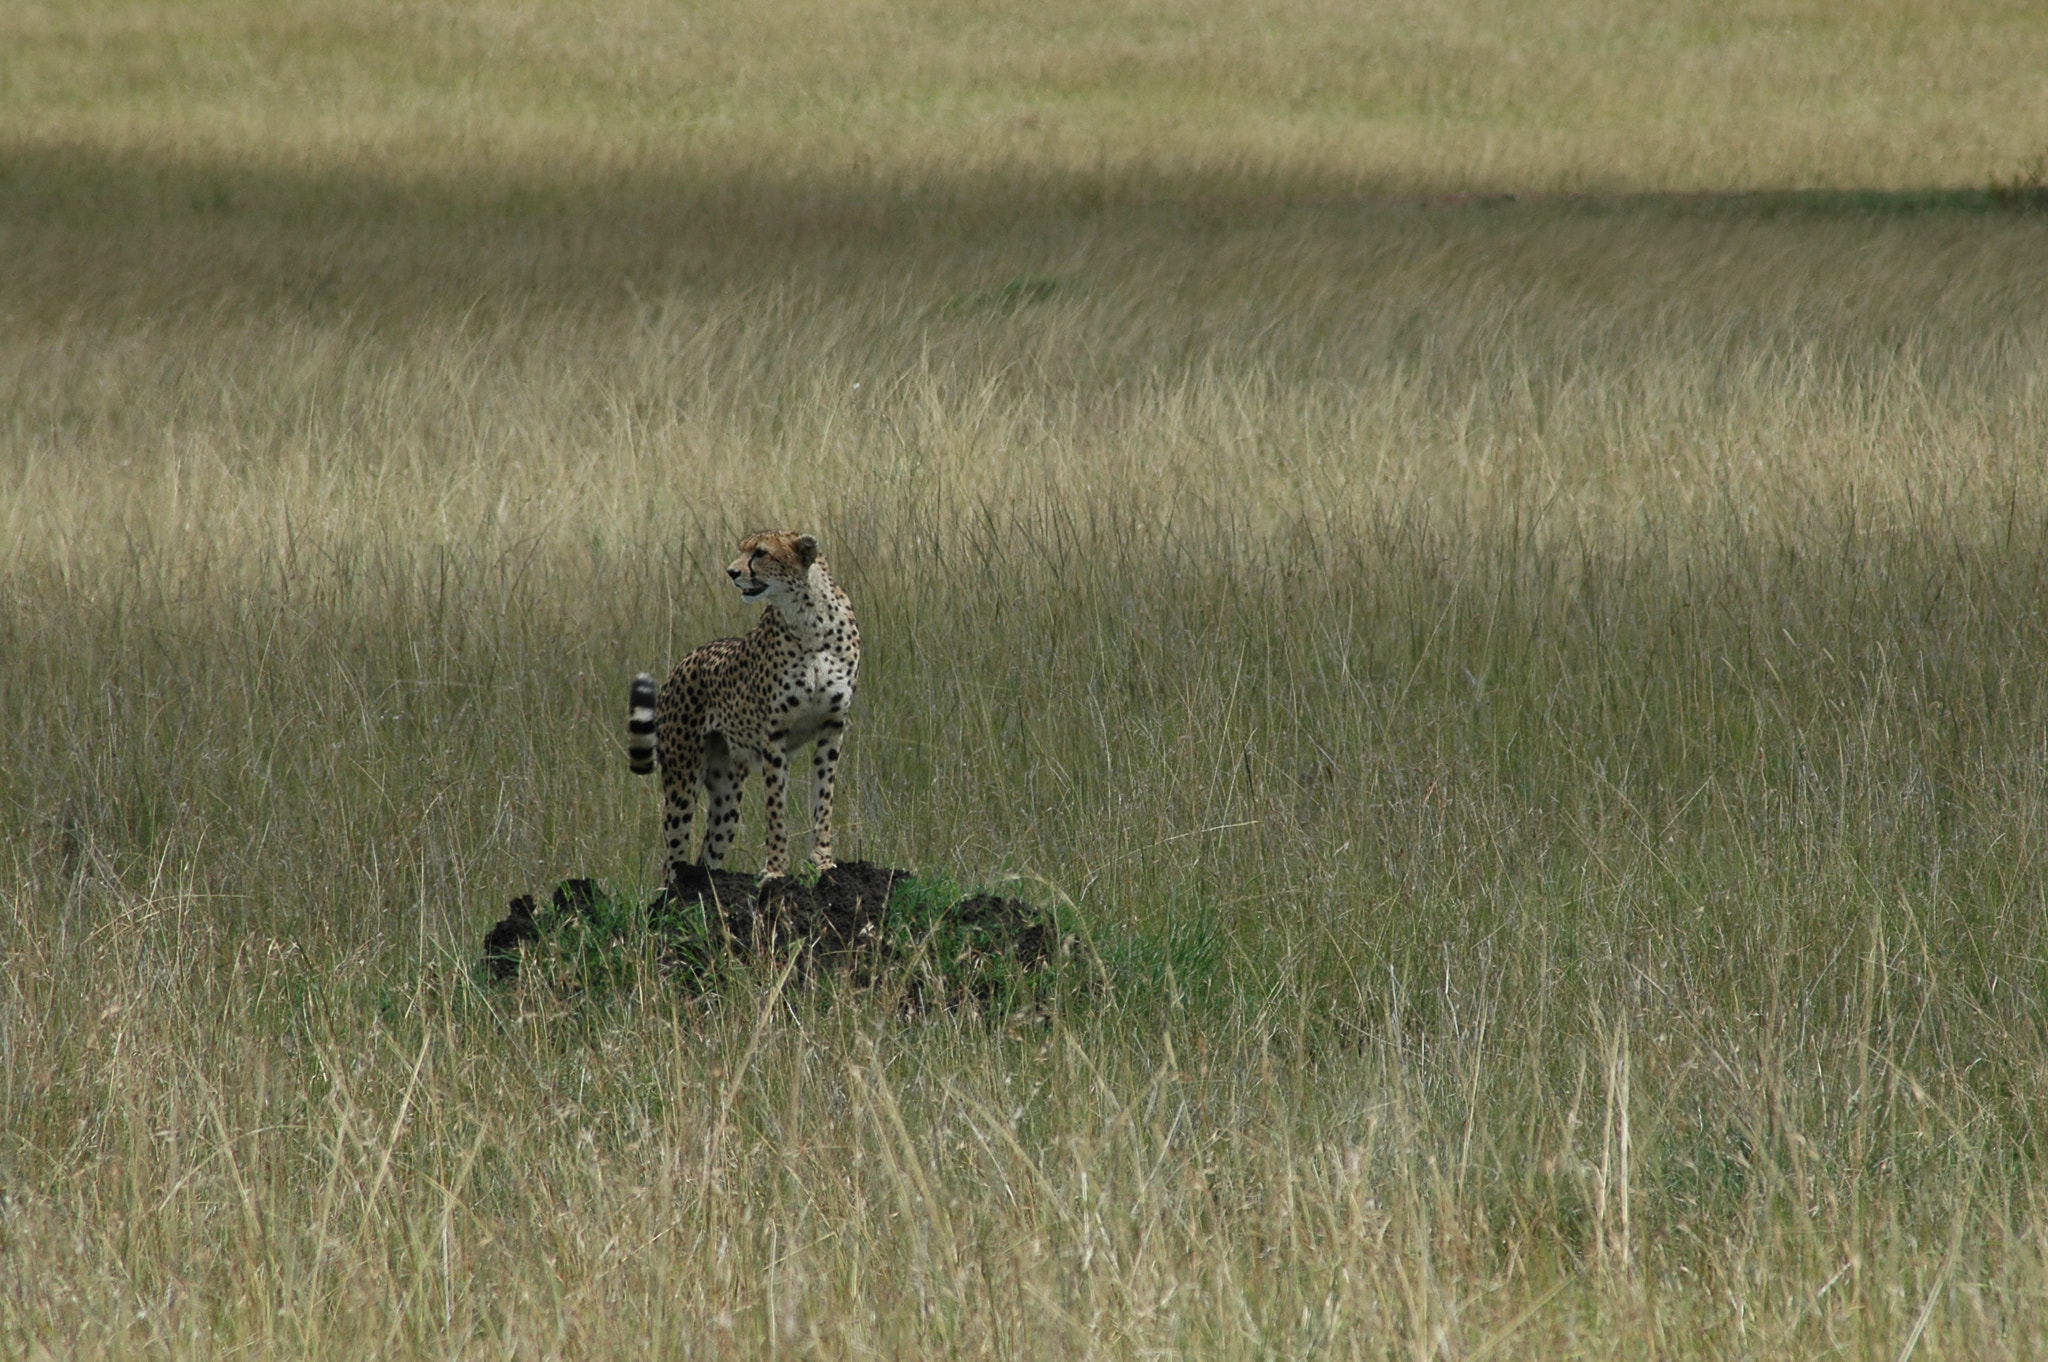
[
  {"left": 482, "top": 861, "right": 1060, "bottom": 1004},
  {"left": 655, "top": 859, "right": 910, "bottom": 957}
]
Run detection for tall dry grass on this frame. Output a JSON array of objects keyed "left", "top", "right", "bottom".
[{"left": 7, "top": 2, "right": 2048, "bottom": 1356}]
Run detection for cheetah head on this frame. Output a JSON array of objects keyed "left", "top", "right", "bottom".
[{"left": 727, "top": 531, "right": 820, "bottom": 604}]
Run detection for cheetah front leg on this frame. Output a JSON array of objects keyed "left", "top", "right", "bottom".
[
  {"left": 758, "top": 728, "right": 792, "bottom": 879},
  {"left": 808, "top": 717, "right": 847, "bottom": 871}
]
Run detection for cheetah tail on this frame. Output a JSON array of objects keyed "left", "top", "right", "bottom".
[{"left": 627, "top": 672, "right": 658, "bottom": 775}]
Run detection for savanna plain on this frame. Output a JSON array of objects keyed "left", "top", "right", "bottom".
[{"left": 6, "top": 1, "right": 2048, "bottom": 1356}]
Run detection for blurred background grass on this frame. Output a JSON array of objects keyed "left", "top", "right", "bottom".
[{"left": 6, "top": 1, "right": 2048, "bottom": 1356}]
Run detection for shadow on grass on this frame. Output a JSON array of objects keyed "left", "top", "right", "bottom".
[{"left": 3, "top": 136, "right": 2042, "bottom": 327}]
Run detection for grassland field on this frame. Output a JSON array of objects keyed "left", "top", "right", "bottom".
[{"left": 6, "top": 1, "right": 2048, "bottom": 1356}]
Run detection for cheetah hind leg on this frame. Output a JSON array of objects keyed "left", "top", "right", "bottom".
[
  {"left": 698, "top": 734, "right": 743, "bottom": 870},
  {"left": 659, "top": 726, "right": 706, "bottom": 887}
]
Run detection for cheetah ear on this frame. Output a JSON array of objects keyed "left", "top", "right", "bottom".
[{"left": 794, "top": 534, "right": 819, "bottom": 567}]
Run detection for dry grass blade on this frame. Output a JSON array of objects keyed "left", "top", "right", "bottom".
[{"left": 5, "top": 2, "right": 2048, "bottom": 1357}]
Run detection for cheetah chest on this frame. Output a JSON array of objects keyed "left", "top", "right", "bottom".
[{"left": 775, "top": 651, "right": 857, "bottom": 749}]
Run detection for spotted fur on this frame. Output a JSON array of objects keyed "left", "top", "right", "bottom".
[{"left": 627, "top": 531, "right": 860, "bottom": 882}]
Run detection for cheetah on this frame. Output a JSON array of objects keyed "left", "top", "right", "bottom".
[{"left": 627, "top": 531, "right": 860, "bottom": 883}]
